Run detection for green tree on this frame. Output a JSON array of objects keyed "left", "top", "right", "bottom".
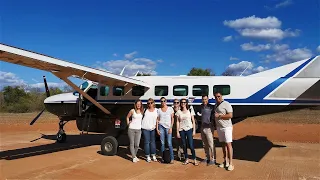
[
  {"left": 2, "top": 86, "right": 31, "bottom": 112},
  {"left": 187, "top": 68, "right": 215, "bottom": 76}
]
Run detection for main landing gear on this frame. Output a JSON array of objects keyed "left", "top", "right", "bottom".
[
  {"left": 101, "top": 136, "right": 118, "bottom": 156},
  {"left": 56, "top": 120, "right": 68, "bottom": 143}
]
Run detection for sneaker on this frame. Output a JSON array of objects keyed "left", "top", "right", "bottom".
[
  {"left": 136, "top": 157, "right": 140, "bottom": 162},
  {"left": 133, "top": 157, "right": 138, "bottom": 163},
  {"left": 227, "top": 164, "right": 234, "bottom": 171},
  {"left": 146, "top": 156, "right": 151, "bottom": 163},
  {"left": 207, "top": 159, "right": 216, "bottom": 166},
  {"left": 202, "top": 158, "right": 208, "bottom": 163},
  {"left": 218, "top": 161, "right": 229, "bottom": 168},
  {"left": 152, "top": 155, "right": 157, "bottom": 162}
]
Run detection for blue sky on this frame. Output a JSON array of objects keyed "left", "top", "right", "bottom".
[{"left": 0, "top": 0, "right": 319, "bottom": 89}]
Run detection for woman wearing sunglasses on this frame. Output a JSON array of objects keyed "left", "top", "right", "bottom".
[
  {"left": 141, "top": 98, "right": 158, "bottom": 162},
  {"left": 176, "top": 98, "right": 199, "bottom": 166}
]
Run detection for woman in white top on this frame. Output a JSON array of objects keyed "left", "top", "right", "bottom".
[
  {"left": 141, "top": 98, "right": 158, "bottom": 162},
  {"left": 176, "top": 98, "right": 198, "bottom": 166},
  {"left": 126, "top": 100, "right": 143, "bottom": 163}
]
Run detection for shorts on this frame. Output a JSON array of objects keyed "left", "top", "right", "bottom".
[{"left": 217, "top": 127, "right": 233, "bottom": 143}]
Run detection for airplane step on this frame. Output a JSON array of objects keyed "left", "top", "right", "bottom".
[{"left": 81, "top": 113, "right": 95, "bottom": 134}]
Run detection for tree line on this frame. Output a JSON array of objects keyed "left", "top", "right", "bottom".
[{"left": 0, "top": 86, "right": 73, "bottom": 113}]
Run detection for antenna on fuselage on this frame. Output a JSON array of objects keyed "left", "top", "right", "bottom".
[
  {"left": 240, "top": 64, "right": 251, "bottom": 76},
  {"left": 120, "top": 65, "right": 127, "bottom": 76}
]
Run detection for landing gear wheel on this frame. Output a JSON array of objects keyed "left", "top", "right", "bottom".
[
  {"left": 101, "top": 136, "right": 118, "bottom": 156},
  {"left": 56, "top": 132, "right": 66, "bottom": 143}
]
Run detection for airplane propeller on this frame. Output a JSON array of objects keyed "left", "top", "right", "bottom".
[{"left": 30, "top": 76, "right": 51, "bottom": 125}]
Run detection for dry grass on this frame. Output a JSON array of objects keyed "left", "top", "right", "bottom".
[{"left": 244, "top": 108, "right": 320, "bottom": 124}]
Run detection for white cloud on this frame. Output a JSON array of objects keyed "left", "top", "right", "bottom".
[
  {"left": 157, "top": 59, "right": 164, "bottom": 63},
  {"left": 223, "top": 15, "right": 281, "bottom": 29},
  {"left": 223, "top": 15, "right": 300, "bottom": 41},
  {"left": 0, "top": 71, "right": 67, "bottom": 91},
  {"left": 241, "top": 42, "right": 272, "bottom": 52},
  {"left": 223, "top": 61, "right": 268, "bottom": 76},
  {"left": 273, "top": 44, "right": 290, "bottom": 51},
  {"left": 316, "top": 45, "right": 320, "bottom": 53},
  {"left": 124, "top": 51, "right": 137, "bottom": 59},
  {"left": 29, "top": 82, "right": 67, "bottom": 89},
  {"left": 113, "top": 53, "right": 118, "bottom": 57},
  {"left": 237, "top": 28, "right": 299, "bottom": 40},
  {"left": 96, "top": 57, "right": 158, "bottom": 76},
  {"left": 265, "top": 47, "right": 313, "bottom": 64},
  {"left": 223, "top": 36, "right": 233, "bottom": 42},
  {"left": 0, "top": 71, "right": 26, "bottom": 87},
  {"left": 265, "top": 0, "right": 293, "bottom": 10},
  {"left": 241, "top": 42, "right": 290, "bottom": 52},
  {"left": 230, "top": 56, "right": 239, "bottom": 60},
  {"left": 275, "top": 0, "right": 293, "bottom": 8}
]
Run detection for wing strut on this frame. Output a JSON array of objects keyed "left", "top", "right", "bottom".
[{"left": 53, "top": 72, "right": 111, "bottom": 115}]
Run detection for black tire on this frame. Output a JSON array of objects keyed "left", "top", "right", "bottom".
[
  {"left": 101, "top": 136, "right": 118, "bottom": 156},
  {"left": 56, "top": 132, "right": 66, "bottom": 143}
]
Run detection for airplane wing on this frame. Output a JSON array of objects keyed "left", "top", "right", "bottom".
[{"left": 0, "top": 43, "right": 150, "bottom": 88}]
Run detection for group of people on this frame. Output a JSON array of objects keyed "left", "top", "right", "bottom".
[{"left": 126, "top": 92, "right": 234, "bottom": 171}]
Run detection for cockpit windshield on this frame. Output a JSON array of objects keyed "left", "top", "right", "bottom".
[{"left": 80, "top": 81, "right": 89, "bottom": 90}]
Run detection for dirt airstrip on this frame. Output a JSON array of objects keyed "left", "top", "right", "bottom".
[{"left": 0, "top": 109, "right": 319, "bottom": 179}]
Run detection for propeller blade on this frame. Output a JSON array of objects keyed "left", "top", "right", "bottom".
[
  {"left": 30, "top": 109, "right": 45, "bottom": 125},
  {"left": 43, "top": 76, "right": 50, "bottom": 97},
  {"left": 30, "top": 76, "right": 51, "bottom": 125}
]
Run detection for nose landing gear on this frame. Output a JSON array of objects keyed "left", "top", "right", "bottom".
[{"left": 56, "top": 120, "right": 68, "bottom": 143}]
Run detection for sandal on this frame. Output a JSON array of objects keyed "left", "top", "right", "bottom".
[
  {"left": 194, "top": 160, "right": 199, "bottom": 166},
  {"left": 182, "top": 160, "right": 189, "bottom": 165}
]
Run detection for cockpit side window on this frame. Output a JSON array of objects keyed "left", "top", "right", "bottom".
[
  {"left": 113, "top": 86, "right": 125, "bottom": 96},
  {"left": 213, "top": 85, "right": 230, "bottom": 95},
  {"left": 100, "top": 86, "right": 110, "bottom": 96}
]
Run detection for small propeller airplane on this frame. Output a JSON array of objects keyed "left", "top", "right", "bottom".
[{"left": 0, "top": 43, "right": 319, "bottom": 156}]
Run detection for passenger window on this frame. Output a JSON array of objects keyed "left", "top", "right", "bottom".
[
  {"left": 193, "top": 85, "right": 208, "bottom": 96},
  {"left": 155, "top": 86, "right": 168, "bottom": 96},
  {"left": 132, "top": 86, "right": 145, "bottom": 96},
  {"left": 100, "top": 86, "right": 110, "bottom": 96},
  {"left": 173, "top": 85, "right": 188, "bottom": 96},
  {"left": 113, "top": 86, "right": 125, "bottom": 96},
  {"left": 213, "top": 85, "right": 230, "bottom": 95}
]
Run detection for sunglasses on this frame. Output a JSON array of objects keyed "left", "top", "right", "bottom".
[
  {"left": 147, "top": 102, "right": 153, "bottom": 104},
  {"left": 215, "top": 96, "right": 221, "bottom": 98},
  {"left": 181, "top": 102, "right": 187, "bottom": 104},
  {"left": 161, "top": 100, "right": 166, "bottom": 102},
  {"left": 174, "top": 102, "right": 179, "bottom": 104}
]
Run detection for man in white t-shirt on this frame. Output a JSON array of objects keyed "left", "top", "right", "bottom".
[{"left": 214, "top": 91, "right": 234, "bottom": 171}]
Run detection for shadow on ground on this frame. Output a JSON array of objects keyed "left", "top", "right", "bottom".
[{"left": 0, "top": 132, "right": 285, "bottom": 162}]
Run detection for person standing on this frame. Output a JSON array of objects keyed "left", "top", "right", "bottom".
[
  {"left": 176, "top": 98, "right": 199, "bottom": 166},
  {"left": 157, "top": 97, "right": 174, "bottom": 164},
  {"left": 214, "top": 91, "right": 234, "bottom": 171},
  {"left": 141, "top": 98, "right": 158, "bottom": 162},
  {"left": 172, "top": 99, "right": 184, "bottom": 161},
  {"left": 199, "top": 95, "right": 216, "bottom": 165},
  {"left": 126, "top": 100, "right": 143, "bottom": 163}
]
